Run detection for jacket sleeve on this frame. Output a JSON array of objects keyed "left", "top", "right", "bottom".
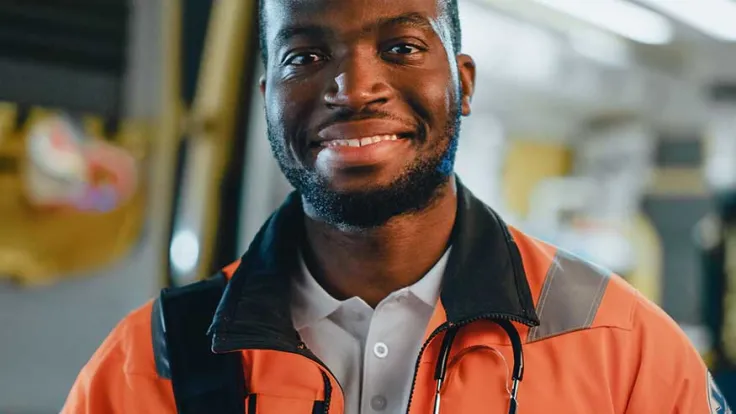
[
  {"left": 624, "top": 296, "right": 731, "bottom": 413},
  {"left": 61, "top": 301, "right": 176, "bottom": 414}
]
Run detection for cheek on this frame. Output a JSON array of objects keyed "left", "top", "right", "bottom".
[
  {"left": 266, "top": 88, "right": 300, "bottom": 135},
  {"left": 269, "top": 79, "right": 323, "bottom": 126},
  {"left": 266, "top": 84, "right": 321, "bottom": 164},
  {"left": 399, "top": 69, "right": 455, "bottom": 126},
  {"left": 267, "top": 89, "right": 294, "bottom": 125}
]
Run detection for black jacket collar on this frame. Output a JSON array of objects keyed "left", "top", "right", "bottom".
[{"left": 210, "top": 180, "right": 540, "bottom": 354}]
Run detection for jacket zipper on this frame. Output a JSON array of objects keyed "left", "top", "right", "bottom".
[
  {"left": 404, "top": 313, "right": 531, "bottom": 414},
  {"left": 219, "top": 336, "right": 341, "bottom": 413},
  {"left": 320, "top": 371, "right": 333, "bottom": 414},
  {"left": 297, "top": 341, "right": 341, "bottom": 414}
]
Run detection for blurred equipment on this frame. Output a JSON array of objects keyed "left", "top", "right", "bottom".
[
  {"left": 0, "top": 0, "right": 153, "bottom": 286},
  {"left": 569, "top": 118, "right": 657, "bottom": 279},
  {"left": 700, "top": 84, "right": 736, "bottom": 388},
  {"left": 518, "top": 118, "right": 663, "bottom": 303},
  {"left": 0, "top": 106, "right": 148, "bottom": 286},
  {"left": 24, "top": 115, "right": 138, "bottom": 212}
]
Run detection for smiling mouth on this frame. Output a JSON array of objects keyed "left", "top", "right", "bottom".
[
  {"left": 321, "top": 134, "right": 399, "bottom": 148},
  {"left": 312, "top": 132, "right": 413, "bottom": 149}
]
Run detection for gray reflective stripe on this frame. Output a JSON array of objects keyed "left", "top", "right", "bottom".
[{"left": 527, "top": 250, "right": 612, "bottom": 342}]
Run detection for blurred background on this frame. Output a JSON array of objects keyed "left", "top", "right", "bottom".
[{"left": 1, "top": 0, "right": 736, "bottom": 411}]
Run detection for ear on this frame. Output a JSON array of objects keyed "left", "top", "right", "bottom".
[
  {"left": 456, "top": 54, "right": 476, "bottom": 117},
  {"left": 259, "top": 74, "right": 267, "bottom": 98}
]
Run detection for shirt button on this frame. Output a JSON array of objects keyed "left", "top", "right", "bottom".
[
  {"left": 370, "top": 395, "right": 387, "bottom": 411},
  {"left": 373, "top": 342, "right": 389, "bottom": 359}
]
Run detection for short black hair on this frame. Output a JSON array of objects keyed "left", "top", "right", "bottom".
[{"left": 258, "top": 0, "right": 462, "bottom": 65}]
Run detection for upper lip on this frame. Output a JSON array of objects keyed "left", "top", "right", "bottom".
[{"left": 314, "top": 119, "right": 415, "bottom": 144}]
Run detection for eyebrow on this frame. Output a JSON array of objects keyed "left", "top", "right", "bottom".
[
  {"left": 273, "top": 12, "right": 435, "bottom": 48},
  {"left": 370, "top": 12, "right": 435, "bottom": 33},
  {"left": 274, "top": 25, "right": 333, "bottom": 50}
]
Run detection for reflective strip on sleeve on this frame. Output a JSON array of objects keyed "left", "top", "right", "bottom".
[{"left": 527, "top": 250, "right": 612, "bottom": 342}]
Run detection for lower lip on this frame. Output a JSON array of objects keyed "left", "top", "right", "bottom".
[{"left": 313, "top": 139, "right": 411, "bottom": 167}]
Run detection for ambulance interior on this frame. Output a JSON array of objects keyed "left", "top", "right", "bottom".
[{"left": 1, "top": 0, "right": 736, "bottom": 411}]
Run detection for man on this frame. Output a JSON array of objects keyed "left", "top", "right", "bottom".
[{"left": 63, "top": 0, "right": 731, "bottom": 412}]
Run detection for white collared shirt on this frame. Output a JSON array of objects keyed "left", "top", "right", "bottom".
[{"left": 291, "top": 249, "right": 450, "bottom": 414}]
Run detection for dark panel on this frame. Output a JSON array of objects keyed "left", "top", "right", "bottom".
[
  {"left": 181, "top": 0, "right": 214, "bottom": 105},
  {"left": 710, "top": 81, "right": 736, "bottom": 103},
  {"left": 642, "top": 196, "right": 713, "bottom": 324},
  {"left": 655, "top": 139, "right": 702, "bottom": 168},
  {"left": 0, "top": 58, "right": 119, "bottom": 116},
  {"left": 0, "top": 0, "right": 128, "bottom": 114},
  {"left": 0, "top": 0, "right": 128, "bottom": 73}
]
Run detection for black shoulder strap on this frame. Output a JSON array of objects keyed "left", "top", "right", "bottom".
[{"left": 158, "top": 273, "right": 245, "bottom": 414}]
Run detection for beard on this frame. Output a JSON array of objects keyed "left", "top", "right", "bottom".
[{"left": 267, "top": 101, "right": 462, "bottom": 229}]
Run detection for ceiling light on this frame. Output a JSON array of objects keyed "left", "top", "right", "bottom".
[
  {"left": 637, "top": 0, "right": 736, "bottom": 41},
  {"left": 530, "top": 0, "right": 674, "bottom": 44}
]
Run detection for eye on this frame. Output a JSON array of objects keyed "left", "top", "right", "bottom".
[
  {"left": 386, "top": 43, "right": 423, "bottom": 55},
  {"left": 285, "top": 52, "right": 326, "bottom": 66}
]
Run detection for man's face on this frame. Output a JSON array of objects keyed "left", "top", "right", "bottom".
[{"left": 261, "top": 0, "right": 475, "bottom": 227}]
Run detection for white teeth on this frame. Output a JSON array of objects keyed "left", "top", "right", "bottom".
[
  {"left": 327, "top": 140, "right": 347, "bottom": 147},
  {"left": 322, "top": 134, "right": 400, "bottom": 148}
]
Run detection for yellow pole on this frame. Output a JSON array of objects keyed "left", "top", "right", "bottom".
[
  {"left": 155, "top": 0, "right": 184, "bottom": 287},
  {"left": 169, "top": 0, "right": 256, "bottom": 285}
]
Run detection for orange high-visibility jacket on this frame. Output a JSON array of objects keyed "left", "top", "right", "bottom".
[{"left": 63, "top": 183, "right": 730, "bottom": 413}]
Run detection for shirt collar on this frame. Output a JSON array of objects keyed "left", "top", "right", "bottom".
[
  {"left": 408, "top": 247, "right": 450, "bottom": 307},
  {"left": 291, "top": 248, "right": 451, "bottom": 330},
  {"left": 291, "top": 250, "right": 342, "bottom": 330}
]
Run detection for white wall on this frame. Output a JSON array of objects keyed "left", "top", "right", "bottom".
[{"left": 0, "top": 1, "right": 166, "bottom": 412}]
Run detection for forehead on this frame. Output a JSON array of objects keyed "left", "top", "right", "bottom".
[{"left": 262, "top": 0, "right": 446, "bottom": 36}]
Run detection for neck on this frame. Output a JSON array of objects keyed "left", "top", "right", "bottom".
[{"left": 301, "top": 179, "right": 457, "bottom": 308}]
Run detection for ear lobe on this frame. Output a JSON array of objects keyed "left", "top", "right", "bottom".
[
  {"left": 461, "top": 95, "right": 472, "bottom": 117},
  {"left": 456, "top": 54, "right": 476, "bottom": 117}
]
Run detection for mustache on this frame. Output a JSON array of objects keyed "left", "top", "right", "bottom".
[
  {"left": 310, "top": 109, "right": 426, "bottom": 144},
  {"left": 314, "top": 109, "right": 412, "bottom": 132}
]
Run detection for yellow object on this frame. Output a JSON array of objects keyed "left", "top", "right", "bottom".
[
  {"left": 624, "top": 213, "right": 663, "bottom": 305},
  {"left": 720, "top": 225, "right": 736, "bottom": 362},
  {"left": 502, "top": 139, "right": 572, "bottom": 218},
  {"left": 82, "top": 115, "right": 106, "bottom": 140},
  {"left": 0, "top": 105, "right": 149, "bottom": 286},
  {"left": 0, "top": 102, "right": 16, "bottom": 145}
]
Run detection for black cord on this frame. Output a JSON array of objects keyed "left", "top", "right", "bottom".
[
  {"left": 496, "top": 320, "right": 524, "bottom": 381},
  {"left": 496, "top": 320, "right": 524, "bottom": 414},
  {"left": 434, "top": 325, "right": 460, "bottom": 382},
  {"left": 432, "top": 325, "right": 459, "bottom": 414}
]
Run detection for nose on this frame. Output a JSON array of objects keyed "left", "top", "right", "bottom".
[{"left": 323, "top": 52, "right": 392, "bottom": 112}]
